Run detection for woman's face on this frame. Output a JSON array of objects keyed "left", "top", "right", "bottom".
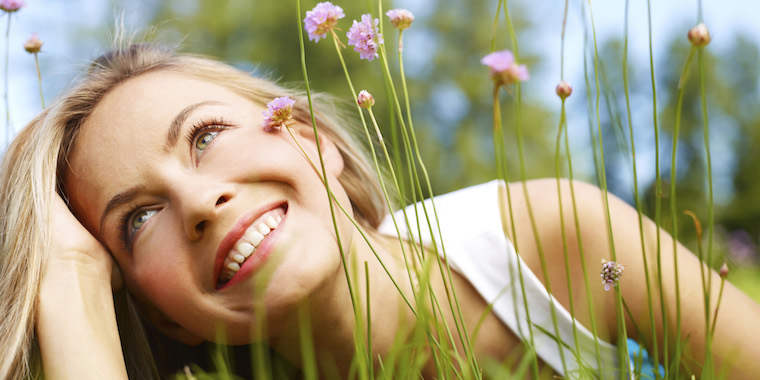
[{"left": 65, "top": 71, "right": 350, "bottom": 344}]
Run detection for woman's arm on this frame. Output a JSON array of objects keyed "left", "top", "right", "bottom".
[
  {"left": 590, "top": 180, "right": 760, "bottom": 379},
  {"left": 503, "top": 178, "right": 760, "bottom": 378},
  {"left": 35, "top": 196, "right": 128, "bottom": 379}
]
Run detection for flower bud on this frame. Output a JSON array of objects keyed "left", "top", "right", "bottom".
[
  {"left": 555, "top": 80, "right": 572, "bottom": 99},
  {"left": 23, "top": 33, "right": 42, "bottom": 54},
  {"left": 357, "top": 90, "right": 375, "bottom": 109},
  {"left": 719, "top": 262, "right": 729, "bottom": 279},
  {"left": 688, "top": 23, "right": 711, "bottom": 47},
  {"left": 386, "top": 9, "right": 414, "bottom": 30}
]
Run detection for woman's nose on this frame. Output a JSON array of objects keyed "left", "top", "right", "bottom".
[{"left": 175, "top": 180, "right": 235, "bottom": 241}]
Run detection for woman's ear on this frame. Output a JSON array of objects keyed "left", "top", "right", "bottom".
[{"left": 294, "top": 125, "right": 345, "bottom": 178}]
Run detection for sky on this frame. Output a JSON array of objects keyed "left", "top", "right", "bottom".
[{"left": 1, "top": 0, "right": 758, "bottom": 157}]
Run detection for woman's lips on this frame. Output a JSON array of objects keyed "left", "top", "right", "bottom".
[{"left": 213, "top": 201, "right": 287, "bottom": 289}]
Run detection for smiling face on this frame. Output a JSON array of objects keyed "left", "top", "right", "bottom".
[{"left": 64, "top": 71, "right": 351, "bottom": 345}]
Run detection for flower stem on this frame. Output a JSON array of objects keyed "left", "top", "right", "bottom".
[
  {"left": 698, "top": 43, "right": 716, "bottom": 377},
  {"left": 34, "top": 52, "right": 44, "bottom": 108},
  {"left": 4, "top": 13, "right": 10, "bottom": 148},
  {"left": 669, "top": 46, "right": 696, "bottom": 379},
  {"left": 295, "top": 1, "right": 363, "bottom": 376},
  {"left": 623, "top": 0, "right": 659, "bottom": 369},
  {"left": 586, "top": 1, "right": 630, "bottom": 375},
  {"left": 646, "top": 0, "right": 668, "bottom": 376},
  {"left": 503, "top": 0, "right": 568, "bottom": 372}
]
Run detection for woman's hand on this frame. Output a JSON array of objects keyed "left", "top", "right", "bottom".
[
  {"left": 42, "top": 195, "right": 122, "bottom": 291},
  {"left": 36, "top": 195, "right": 128, "bottom": 379}
]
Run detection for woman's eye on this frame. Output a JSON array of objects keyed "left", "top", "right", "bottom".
[
  {"left": 195, "top": 131, "right": 219, "bottom": 159},
  {"left": 129, "top": 209, "right": 157, "bottom": 238}
]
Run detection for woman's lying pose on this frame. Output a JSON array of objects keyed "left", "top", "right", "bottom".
[{"left": 0, "top": 43, "right": 758, "bottom": 379}]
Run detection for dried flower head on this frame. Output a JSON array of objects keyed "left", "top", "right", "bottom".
[
  {"left": 23, "top": 33, "right": 42, "bottom": 54},
  {"left": 600, "top": 259, "right": 624, "bottom": 291},
  {"left": 386, "top": 9, "right": 414, "bottom": 30},
  {"left": 262, "top": 97, "right": 296, "bottom": 132},
  {"left": 481, "top": 50, "right": 529, "bottom": 86},
  {"left": 357, "top": 90, "right": 375, "bottom": 109},
  {"left": 555, "top": 80, "right": 572, "bottom": 99},
  {"left": 0, "top": 0, "right": 24, "bottom": 13},
  {"left": 688, "top": 23, "right": 711, "bottom": 47},
  {"left": 719, "top": 262, "right": 729, "bottom": 279},
  {"left": 347, "top": 14, "right": 384, "bottom": 61},
  {"left": 303, "top": 2, "right": 345, "bottom": 43}
]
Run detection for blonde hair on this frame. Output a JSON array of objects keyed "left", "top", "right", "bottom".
[{"left": 0, "top": 43, "right": 385, "bottom": 378}]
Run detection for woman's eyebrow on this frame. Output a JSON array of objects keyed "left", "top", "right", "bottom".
[
  {"left": 99, "top": 184, "right": 146, "bottom": 235},
  {"left": 163, "top": 100, "right": 224, "bottom": 153}
]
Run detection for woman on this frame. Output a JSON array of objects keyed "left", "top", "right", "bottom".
[{"left": 1, "top": 43, "right": 758, "bottom": 379}]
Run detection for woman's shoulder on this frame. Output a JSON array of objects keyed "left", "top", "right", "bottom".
[{"left": 379, "top": 180, "right": 506, "bottom": 246}]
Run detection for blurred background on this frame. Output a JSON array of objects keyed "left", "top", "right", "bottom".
[{"left": 2, "top": 0, "right": 759, "bottom": 297}]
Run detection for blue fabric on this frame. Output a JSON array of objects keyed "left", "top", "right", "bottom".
[{"left": 627, "top": 339, "right": 665, "bottom": 379}]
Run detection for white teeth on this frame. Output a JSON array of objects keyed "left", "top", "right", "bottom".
[
  {"left": 219, "top": 206, "right": 287, "bottom": 285},
  {"left": 237, "top": 242, "right": 255, "bottom": 256},
  {"left": 245, "top": 230, "right": 265, "bottom": 247}
]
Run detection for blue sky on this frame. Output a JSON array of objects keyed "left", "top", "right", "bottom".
[{"left": 1, "top": 0, "right": 758, "bottom": 156}]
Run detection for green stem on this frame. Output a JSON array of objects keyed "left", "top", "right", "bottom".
[
  {"left": 554, "top": 104, "right": 581, "bottom": 359},
  {"left": 4, "top": 13, "right": 10, "bottom": 148},
  {"left": 698, "top": 45, "right": 715, "bottom": 377},
  {"left": 380, "top": 43, "right": 480, "bottom": 377},
  {"left": 709, "top": 278, "right": 725, "bottom": 338},
  {"left": 295, "top": 1, "right": 362, "bottom": 375},
  {"left": 669, "top": 46, "right": 696, "bottom": 379},
  {"left": 563, "top": 116, "right": 604, "bottom": 372},
  {"left": 504, "top": 3, "right": 569, "bottom": 368},
  {"left": 34, "top": 53, "right": 44, "bottom": 108},
  {"left": 646, "top": 0, "right": 667, "bottom": 375},
  {"left": 586, "top": 1, "right": 630, "bottom": 376},
  {"left": 623, "top": 0, "right": 659, "bottom": 369}
]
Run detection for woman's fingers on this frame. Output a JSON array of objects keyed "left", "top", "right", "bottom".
[{"left": 48, "top": 194, "right": 116, "bottom": 288}]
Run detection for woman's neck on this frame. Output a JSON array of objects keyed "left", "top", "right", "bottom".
[{"left": 271, "top": 227, "right": 521, "bottom": 377}]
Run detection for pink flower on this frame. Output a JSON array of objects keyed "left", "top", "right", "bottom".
[
  {"left": 555, "top": 80, "right": 572, "bottom": 99},
  {"left": 386, "top": 9, "right": 414, "bottom": 30},
  {"left": 357, "top": 90, "right": 375, "bottom": 109},
  {"left": 262, "top": 97, "right": 296, "bottom": 131},
  {"left": 347, "top": 14, "right": 384, "bottom": 61},
  {"left": 23, "top": 33, "right": 42, "bottom": 54},
  {"left": 303, "top": 2, "right": 345, "bottom": 43},
  {"left": 600, "top": 260, "right": 624, "bottom": 291},
  {"left": 0, "top": 0, "right": 24, "bottom": 12},
  {"left": 480, "top": 50, "right": 529, "bottom": 86}
]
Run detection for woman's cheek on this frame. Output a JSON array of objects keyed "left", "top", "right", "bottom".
[{"left": 130, "top": 237, "right": 193, "bottom": 313}]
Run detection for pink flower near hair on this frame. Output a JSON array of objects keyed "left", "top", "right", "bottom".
[
  {"left": 386, "top": 9, "right": 414, "bottom": 30},
  {"left": 600, "top": 260, "right": 624, "bottom": 291},
  {"left": 0, "top": 0, "right": 24, "bottom": 12},
  {"left": 347, "top": 14, "right": 384, "bottom": 61},
  {"left": 480, "top": 50, "right": 529, "bottom": 86},
  {"left": 262, "top": 97, "right": 296, "bottom": 132},
  {"left": 303, "top": 2, "right": 345, "bottom": 43},
  {"left": 23, "top": 33, "right": 42, "bottom": 54},
  {"left": 357, "top": 90, "right": 375, "bottom": 109}
]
